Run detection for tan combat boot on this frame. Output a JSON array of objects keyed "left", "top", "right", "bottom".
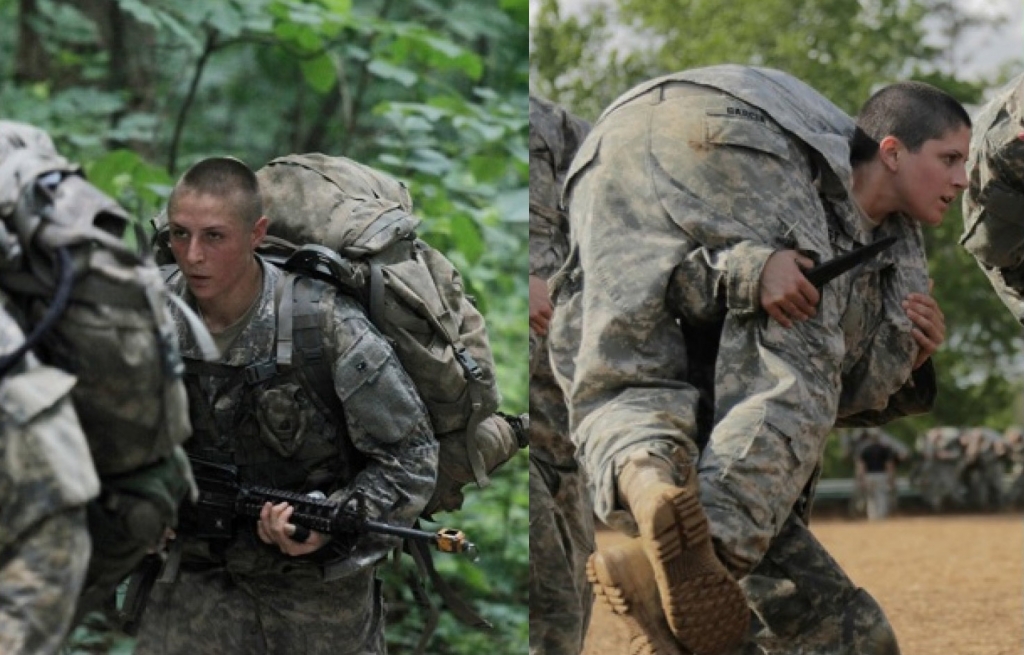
[
  {"left": 588, "top": 539, "right": 686, "bottom": 655},
  {"left": 618, "top": 453, "right": 749, "bottom": 655}
]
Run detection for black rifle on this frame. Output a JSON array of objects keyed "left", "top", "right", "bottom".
[
  {"left": 802, "top": 236, "right": 898, "bottom": 288},
  {"left": 118, "top": 457, "right": 477, "bottom": 636},
  {"left": 184, "top": 456, "right": 477, "bottom": 558}
]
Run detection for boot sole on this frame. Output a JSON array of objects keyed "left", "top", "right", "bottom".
[
  {"left": 643, "top": 486, "right": 749, "bottom": 655},
  {"left": 588, "top": 547, "right": 685, "bottom": 655}
]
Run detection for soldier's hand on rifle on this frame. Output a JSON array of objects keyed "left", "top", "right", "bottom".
[
  {"left": 256, "top": 501, "right": 330, "bottom": 556},
  {"left": 903, "top": 279, "right": 945, "bottom": 369},
  {"left": 760, "top": 250, "right": 819, "bottom": 328}
]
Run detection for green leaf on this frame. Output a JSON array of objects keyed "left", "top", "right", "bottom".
[
  {"left": 113, "top": 0, "right": 161, "bottom": 28},
  {"left": 319, "top": 0, "right": 352, "bottom": 14},
  {"left": 367, "top": 59, "right": 418, "bottom": 87},
  {"left": 450, "top": 213, "right": 485, "bottom": 263},
  {"left": 494, "top": 188, "right": 528, "bottom": 222},
  {"left": 300, "top": 52, "right": 336, "bottom": 93}
]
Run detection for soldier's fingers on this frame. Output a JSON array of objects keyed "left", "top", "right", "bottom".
[
  {"left": 766, "top": 305, "right": 793, "bottom": 329},
  {"left": 256, "top": 518, "right": 272, "bottom": 544},
  {"left": 788, "top": 286, "right": 818, "bottom": 318},
  {"left": 799, "top": 279, "right": 820, "bottom": 309}
]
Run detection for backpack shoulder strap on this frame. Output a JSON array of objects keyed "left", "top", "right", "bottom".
[{"left": 274, "top": 271, "right": 345, "bottom": 423}]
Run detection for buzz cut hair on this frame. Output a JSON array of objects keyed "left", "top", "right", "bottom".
[
  {"left": 168, "top": 156, "right": 263, "bottom": 228},
  {"left": 849, "top": 81, "right": 971, "bottom": 166}
]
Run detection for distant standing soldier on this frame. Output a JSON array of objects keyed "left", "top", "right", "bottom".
[
  {"left": 916, "top": 427, "right": 966, "bottom": 511},
  {"left": 1002, "top": 426, "right": 1024, "bottom": 507},
  {"left": 959, "top": 427, "right": 1006, "bottom": 510},
  {"left": 529, "top": 95, "right": 595, "bottom": 655},
  {"left": 855, "top": 430, "right": 899, "bottom": 520}
]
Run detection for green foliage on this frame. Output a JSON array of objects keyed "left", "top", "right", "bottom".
[
  {"left": 381, "top": 450, "right": 529, "bottom": 654},
  {"left": 4, "top": 0, "right": 526, "bottom": 652},
  {"left": 532, "top": 0, "right": 1024, "bottom": 474}
]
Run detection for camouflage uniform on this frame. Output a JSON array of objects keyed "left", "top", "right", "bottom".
[
  {"left": 134, "top": 260, "right": 438, "bottom": 655},
  {"left": 960, "top": 427, "right": 1006, "bottom": 510},
  {"left": 914, "top": 427, "right": 966, "bottom": 512},
  {"left": 528, "top": 95, "right": 595, "bottom": 655},
  {"left": 550, "top": 66, "right": 936, "bottom": 654},
  {"left": 961, "top": 73, "right": 1024, "bottom": 321},
  {"left": 0, "top": 295, "right": 99, "bottom": 655}
]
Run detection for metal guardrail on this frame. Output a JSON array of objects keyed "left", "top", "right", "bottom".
[{"left": 814, "top": 477, "right": 918, "bottom": 501}]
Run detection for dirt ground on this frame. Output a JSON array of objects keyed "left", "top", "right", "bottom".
[{"left": 582, "top": 514, "right": 1023, "bottom": 655}]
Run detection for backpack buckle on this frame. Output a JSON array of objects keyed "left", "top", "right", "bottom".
[
  {"left": 454, "top": 346, "right": 483, "bottom": 381},
  {"left": 244, "top": 360, "right": 277, "bottom": 385}
]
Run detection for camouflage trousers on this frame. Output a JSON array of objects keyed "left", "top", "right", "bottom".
[
  {"left": 529, "top": 329, "right": 595, "bottom": 655},
  {"left": 529, "top": 456, "right": 595, "bottom": 655},
  {"left": 135, "top": 542, "right": 385, "bottom": 655},
  {"left": 0, "top": 507, "right": 91, "bottom": 655},
  {"left": 733, "top": 513, "right": 899, "bottom": 655}
]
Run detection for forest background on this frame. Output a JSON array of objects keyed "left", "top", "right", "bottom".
[
  {"left": 531, "top": 0, "right": 1024, "bottom": 477},
  {"left": 0, "top": 0, "right": 529, "bottom": 653}
]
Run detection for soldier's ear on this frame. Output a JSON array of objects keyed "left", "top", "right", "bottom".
[
  {"left": 251, "top": 215, "right": 269, "bottom": 248},
  {"left": 879, "top": 135, "right": 903, "bottom": 173}
]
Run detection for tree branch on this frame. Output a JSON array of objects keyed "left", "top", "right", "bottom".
[{"left": 167, "top": 30, "right": 219, "bottom": 174}]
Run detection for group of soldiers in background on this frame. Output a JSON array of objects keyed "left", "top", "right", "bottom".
[
  {"left": 913, "top": 425, "right": 1024, "bottom": 513},
  {"left": 840, "top": 425, "right": 1024, "bottom": 518}
]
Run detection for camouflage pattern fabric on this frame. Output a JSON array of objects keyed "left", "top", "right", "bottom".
[
  {"left": 913, "top": 428, "right": 966, "bottom": 512},
  {"left": 737, "top": 514, "right": 898, "bottom": 655},
  {"left": 550, "top": 66, "right": 930, "bottom": 653},
  {"left": 529, "top": 96, "right": 595, "bottom": 655},
  {"left": 135, "top": 260, "right": 438, "bottom": 654},
  {"left": 961, "top": 73, "right": 1024, "bottom": 321},
  {"left": 0, "top": 297, "right": 98, "bottom": 655},
  {"left": 135, "top": 550, "right": 385, "bottom": 655},
  {"left": 529, "top": 459, "right": 594, "bottom": 655}
]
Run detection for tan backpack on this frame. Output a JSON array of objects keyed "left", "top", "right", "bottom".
[{"left": 255, "top": 154, "right": 524, "bottom": 518}]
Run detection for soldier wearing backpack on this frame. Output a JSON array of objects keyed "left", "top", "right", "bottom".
[
  {"left": 0, "top": 121, "right": 96, "bottom": 655},
  {"left": 0, "top": 121, "right": 196, "bottom": 654},
  {"left": 134, "top": 157, "right": 438, "bottom": 655}
]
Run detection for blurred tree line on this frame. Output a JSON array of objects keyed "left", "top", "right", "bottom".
[
  {"left": 530, "top": 0, "right": 1024, "bottom": 476},
  {"left": 1, "top": 0, "right": 528, "bottom": 652}
]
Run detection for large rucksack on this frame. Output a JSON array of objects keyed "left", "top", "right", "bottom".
[
  {"left": 0, "top": 121, "right": 207, "bottom": 618},
  {"left": 256, "top": 153, "right": 525, "bottom": 517}
]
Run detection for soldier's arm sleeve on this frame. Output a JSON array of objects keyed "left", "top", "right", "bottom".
[
  {"left": 326, "top": 307, "right": 438, "bottom": 562},
  {"left": 0, "top": 333, "right": 98, "bottom": 652},
  {"left": 977, "top": 262, "right": 1024, "bottom": 325},
  {"left": 836, "top": 359, "right": 936, "bottom": 427},
  {"left": 960, "top": 82, "right": 1024, "bottom": 321},
  {"left": 0, "top": 507, "right": 92, "bottom": 655}
]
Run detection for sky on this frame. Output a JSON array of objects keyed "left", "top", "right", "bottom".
[{"left": 951, "top": 0, "right": 1023, "bottom": 84}]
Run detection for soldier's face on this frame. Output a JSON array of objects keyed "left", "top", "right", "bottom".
[
  {"left": 893, "top": 124, "right": 971, "bottom": 227},
  {"left": 167, "top": 190, "right": 267, "bottom": 303}
]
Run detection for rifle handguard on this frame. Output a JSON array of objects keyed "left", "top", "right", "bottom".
[{"left": 240, "top": 486, "right": 478, "bottom": 560}]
